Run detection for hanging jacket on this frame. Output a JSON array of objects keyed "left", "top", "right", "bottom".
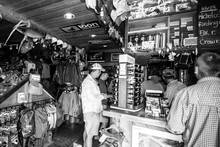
[
  {"left": 53, "top": 63, "right": 65, "bottom": 85},
  {"left": 34, "top": 107, "right": 48, "bottom": 138},
  {"left": 85, "top": 0, "right": 98, "bottom": 13},
  {"left": 17, "top": 107, "right": 35, "bottom": 147},
  {"left": 41, "top": 63, "right": 50, "bottom": 79},
  {"left": 54, "top": 63, "right": 82, "bottom": 87},
  {"left": 63, "top": 63, "right": 82, "bottom": 88},
  {"left": 58, "top": 91, "right": 81, "bottom": 117}
]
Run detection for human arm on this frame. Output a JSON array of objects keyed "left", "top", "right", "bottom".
[
  {"left": 166, "top": 88, "right": 191, "bottom": 134},
  {"left": 82, "top": 80, "right": 105, "bottom": 101}
]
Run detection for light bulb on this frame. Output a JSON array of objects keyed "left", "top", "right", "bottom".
[{"left": 64, "top": 12, "right": 75, "bottom": 20}]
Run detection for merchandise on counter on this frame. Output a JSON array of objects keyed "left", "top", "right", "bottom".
[
  {"left": 145, "top": 90, "right": 168, "bottom": 117},
  {"left": 115, "top": 54, "right": 144, "bottom": 110}
]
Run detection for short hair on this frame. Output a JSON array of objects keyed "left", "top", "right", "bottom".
[
  {"left": 162, "top": 68, "right": 175, "bottom": 79},
  {"left": 150, "top": 70, "right": 160, "bottom": 76},
  {"left": 197, "top": 52, "right": 220, "bottom": 76}
]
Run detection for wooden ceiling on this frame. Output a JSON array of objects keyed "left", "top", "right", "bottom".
[{"left": 0, "top": 0, "right": 112, "bottom": 48}]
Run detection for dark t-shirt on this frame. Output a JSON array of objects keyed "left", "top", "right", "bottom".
[{"left": 98, "top": 79, "right": 107, "bottom": 94}]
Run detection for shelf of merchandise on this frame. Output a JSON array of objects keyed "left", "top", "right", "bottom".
[
  {"left": 128, "top": 26, "right": 169, "bottom": 35},
  {"left": 128, "top": 10, "right": 197, "bottom": 24},
  {"left": 125, "top": 10, "right": 197, "bottom": 57}
]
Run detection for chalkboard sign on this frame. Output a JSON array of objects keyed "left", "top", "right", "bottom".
[{"left": 198, "top": 1, "right": 220, "bottom": 51}]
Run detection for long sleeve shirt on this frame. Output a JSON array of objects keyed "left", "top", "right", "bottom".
[
  {"left": 81, "top": 74, "right": 104, "bottom": 114},
  {"left": 164, "top": 80, "right": 186, "bottom": 107},
  {"left": 167, "top": 77, "right": 220, "bottom": 147}
]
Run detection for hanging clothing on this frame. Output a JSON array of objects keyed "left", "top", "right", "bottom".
[
  {"left": 63, "top": 63, "right": 82, "bottom": 88},
  {"left": 53, "top": 63, "right": 82, "bottom": 88},
  {"left": 53, "top": 64, "right": 64, "bottom": 85},
  {"left": 58, "top": 91, "right": 81, "bottom": 117},
  {"left": 34, "top": 107, "right": 48, "bottom": 139},
  {"left": 41, "top": 63, "right": 50, "bottom": 79}
]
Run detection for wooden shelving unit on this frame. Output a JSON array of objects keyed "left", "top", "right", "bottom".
[
  {"left": 124, "top": 10, "right": 197, "bottom": 64},
  {"left": 128, "top": 27, "right": 169, "bottom": 35}
]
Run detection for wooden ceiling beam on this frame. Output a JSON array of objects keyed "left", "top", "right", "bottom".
[
  {"left": 16, "top": 0, "right": 63, "bottom": 13},
  {"left": 36, "top": 13, "right": 97, "bottom": 27},
  {"left": 21, "top": 0, "right": 81, "bottom": 16},
  {"left": 28, "top": 3, "right": 86, "bottom": 19},
  {"left": 0, "top": 4, "right": 50, "bottom": 35}
]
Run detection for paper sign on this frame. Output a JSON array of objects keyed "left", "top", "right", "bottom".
[
  {"left": 30, "top": 74, "right": 40, "bottom": 82},
  {"left": 17, "top": 92, "right": 28, "bottom": 103}
]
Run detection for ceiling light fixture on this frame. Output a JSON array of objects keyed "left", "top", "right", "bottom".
[
  {"left": 91, "top": 34, "right": 96, "bottom": 38},
  {"left": 103, "top": 45, "right": 107, "bottom": 47},
  {"left": 64, "top": 12, "right": 75, "bottom": 20}
]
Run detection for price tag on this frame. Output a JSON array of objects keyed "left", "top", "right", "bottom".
[{"left": 17, "top": 92, "right": 28, "bottom": 103}]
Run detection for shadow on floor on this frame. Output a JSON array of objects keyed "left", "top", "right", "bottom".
[{"left": 49, "top": 122, "right": 84, "bottom": 147}]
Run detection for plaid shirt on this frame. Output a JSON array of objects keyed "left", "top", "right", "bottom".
[{"left": 167, "top": 77, "right": 220, "bottom": 147}]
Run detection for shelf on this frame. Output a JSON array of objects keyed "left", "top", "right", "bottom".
[
  {"left": 128, "top": 26, "right": 169, "bottom": 35},
  {"left": 128, "top": 10, "right": 197, "bottom": 23},
  {"left": 0, "top": 77, "right": 29, "bottom": 104},
  {"left": 129, "top": 15, "right": 169, "bottom": 25}
]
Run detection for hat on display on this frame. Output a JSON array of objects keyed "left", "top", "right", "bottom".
[
  {"left": 162, "top": 68, "right": 175, "bottom": 78},
  {"left": 91, "top": 63, "right": 105, "bottom": 72}
]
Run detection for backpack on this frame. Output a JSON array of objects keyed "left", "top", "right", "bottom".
[{"left": 17, "top": 107, "right": 35, "bottom": 146}]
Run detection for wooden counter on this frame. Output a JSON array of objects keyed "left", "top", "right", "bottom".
[
  {"left": 103, "top": 108, "right": 182, "bottom": 147},
  {"left": 103, "top": 108, "right": 167, "bottom": 128}
]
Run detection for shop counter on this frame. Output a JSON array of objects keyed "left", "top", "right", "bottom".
[{"left": 103, "top": 108, "right": 182, "bottom": 147}]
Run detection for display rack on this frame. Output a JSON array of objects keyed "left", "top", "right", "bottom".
[
  {"left": 0, "top": 80, "right": 54, "bottom": 108},
  {"left": 0, "top": 76, "right": 29, "bottom": 104},
  {"left": 110, "top": 54, "right": 144, "bottom": 111}
]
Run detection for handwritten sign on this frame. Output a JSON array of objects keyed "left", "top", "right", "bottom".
[{"left": 198, "top": 0, "right": 220, "bottom": 50}]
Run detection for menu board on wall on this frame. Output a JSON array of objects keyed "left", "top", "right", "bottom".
[{"left": 198, "top": 0, "right": 220, "bottom": 51}]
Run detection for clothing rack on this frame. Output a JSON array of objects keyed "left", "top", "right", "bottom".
[{"left": 0, "top": 98, "right": 54, "bottom": 110}]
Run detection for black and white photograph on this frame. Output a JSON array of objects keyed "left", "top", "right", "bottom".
[{"left": 0, "top": 0, "right": 219, "bottom": 147}]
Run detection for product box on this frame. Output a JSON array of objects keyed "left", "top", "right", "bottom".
[
  {"left": 170, "top": 20, "right": 180, "bottom": 47},
  {"left": 145, "top": 90, "right": 163, "bottom": 117}
]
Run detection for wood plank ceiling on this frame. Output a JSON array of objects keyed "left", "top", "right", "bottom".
[{"left": 0, "top": 0, "right": 110, "bottom": 48}]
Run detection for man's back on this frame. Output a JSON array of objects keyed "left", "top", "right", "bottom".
[{"left": 167, "top": 77, "right": 220, "bottom": 147}]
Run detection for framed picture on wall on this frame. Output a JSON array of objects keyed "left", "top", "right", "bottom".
[{"left": 111, "top": 53, "right": 120, "bottom": 62}]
